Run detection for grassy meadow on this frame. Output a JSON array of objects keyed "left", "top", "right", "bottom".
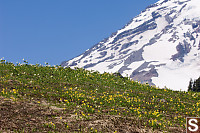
[{"left": 0, "top": 60, "right": 199, "bottom": 132}]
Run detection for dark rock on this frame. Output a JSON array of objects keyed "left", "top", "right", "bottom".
[
  {"left": 192, "top": 23, "right": 198, "bottom": 29},
  {"left": 112, "top": 19, "right": 157, "bottom": 44},
  {"left": 124, "top": 49, "right": 144, "bottom": 66},
  {"left": 118, "top": 66, "right": 131, "bottom": 74},
  {"left": 165, "top": 15, "right": 173, "bottom": 24},
  {"left": 152, "top": 11, "right": 161, "bottom": 19},
  {"left": 129, "top": 62, "right": 165, "bottom": 85},
  {"left": 96, "top": 51, "right": 107, "bottom": 59},
  {"left": 179, "top": 4, "right": 187, "bottom": 13},
  {"left": 171, "top": 41, "right": 191, "bottom": 62},
  {"left": 119, "top": 49, "right": 131, "bottom": 55},
  {"left": 160, "top": 0, "right": 169, "bottom": 5},
  {"left": 107, "top": 60, "right": 123, "bottom": 69},
  {"left": 83, "top": 60, "right": 88, "bottom": 63},
  {"left": 184, "top": 31, "right": 195, "bottom": 41},
  {"left": 84, "top": 63, "right": 96, "bottom": 69},
  {"left": 120, "top": 40, "right": 139, "bottom": 51}
]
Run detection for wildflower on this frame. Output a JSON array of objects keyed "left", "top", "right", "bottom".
[{"left": 13, "top": 89, "right": 17, "bottom": 94}]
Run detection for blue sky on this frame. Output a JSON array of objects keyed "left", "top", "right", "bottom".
[{"left": 0, "top": 0, "right": 158, "bottom": 65}]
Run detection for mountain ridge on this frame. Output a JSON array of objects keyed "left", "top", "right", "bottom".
[{"left": 62, "top": 0, "right": 200, "bottom": 91}]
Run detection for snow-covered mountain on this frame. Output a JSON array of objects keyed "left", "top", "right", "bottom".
[{"left": 61, "top": 0, "right": 200, "bottom": 91}]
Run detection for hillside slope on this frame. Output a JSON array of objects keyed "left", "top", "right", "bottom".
[
  {"left": 0, "top": 61, "right": 200, "bottom": 132},
  {"left": 62, "top": 0, "right": 200, "bottom": 91}
]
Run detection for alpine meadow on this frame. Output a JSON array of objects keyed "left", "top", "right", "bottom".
[{"left": 0, "top": 60, "right": 199, "bottom": 132}]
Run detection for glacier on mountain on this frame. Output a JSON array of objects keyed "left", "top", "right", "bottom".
[{"left": 62, "top": 0, "right": 200, "bottom": 91}]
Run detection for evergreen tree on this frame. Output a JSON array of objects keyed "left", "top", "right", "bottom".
[
  {"left": 195, "top": 77, "right": 200, "bottom": 92},
  {"left": 193, "top": 80, "right": 197, "bottom": 91},
  {"left": 188, "top": 77, "right": 200, "bottom": 92},
  {"left": 188, "top": 79, "right": 193, "bottom": 91}
]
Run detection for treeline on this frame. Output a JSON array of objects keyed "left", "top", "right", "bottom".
[{"left": 188, "top": 77, "right": 200, "bottom": 92}]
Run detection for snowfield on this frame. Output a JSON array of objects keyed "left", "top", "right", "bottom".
[{"left": 62, "top": 0, "right": 200, "bottom": 91}]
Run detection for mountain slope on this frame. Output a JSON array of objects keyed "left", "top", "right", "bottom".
[
  {"left": 2, "top": 61, "right": 199, "bottom": 132},
  {"left": 62, "top": 0, "right": 200, "bottom": 91}
]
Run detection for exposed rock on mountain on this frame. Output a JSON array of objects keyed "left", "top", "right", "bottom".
[{"left": 62, "top": 0, "right": 200, "bottom": 91}]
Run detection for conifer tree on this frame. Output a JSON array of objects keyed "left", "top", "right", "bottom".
[
  {"left": 188, "top": 79, "right": 193, "bottom": 91},
  {"left": 188, "top": 77, "right": 200, "bottom": 92},
  {"left": 193, "top": 80, "right": 197, "bottom": 91},
  {"left": 195, "top": 77, "right": 200, "bottom": 92}
]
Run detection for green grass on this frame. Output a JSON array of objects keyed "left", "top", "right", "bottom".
[{"left": 0, "top": 60, "right": 199, "bottom": 132}]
